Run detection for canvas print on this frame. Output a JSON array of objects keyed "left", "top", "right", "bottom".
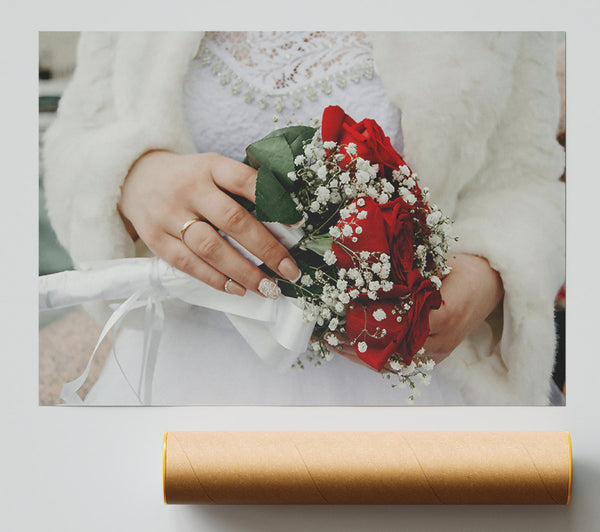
[{"left": 38, "top": 31, "right": 566, "bottom": 406}]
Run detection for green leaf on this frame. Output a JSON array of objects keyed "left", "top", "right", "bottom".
[
  {"left": 262, "top": 125, "right": 316, "bottom": 157},
  {"left": 255, "top": 166, "right": 302, "bottom": 224},
  {"left": 246, "top": 136, "right": 295, "bottom": 188},
  {"left": 303, "top": 236, "right": 333, "bottom": 256}
]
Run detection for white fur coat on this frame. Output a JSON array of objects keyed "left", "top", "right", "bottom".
[{"left": 43, "top": 32, "right": 565, "bottom": 405}]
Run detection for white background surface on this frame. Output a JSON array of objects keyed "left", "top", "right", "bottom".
[{"left": 2, "top": 1, "right": 599, "bottom": 530}]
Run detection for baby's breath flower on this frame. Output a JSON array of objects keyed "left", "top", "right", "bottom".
[
  {"left": 427, "top": 211, "right": 442, "bottom": 226},
  {"left": 330, "top": 191, "right": 342, "bottom": 204},
  {"left": 368, "top": 280, "right": 380, "bottom": 291},
  {"left": 400, "top": 188, "right": 417, "bottom": 205},
  {"left": 381, "top": 280, "right": 394, "bottom": 292},
  {"left": 380, "top": 264, "right": 391, "bottom": 279},
  {"left": 301, "top": 274, "right": 313, "bottom": 287},
  {"left": 423, "top": 359, "right": 436, "bottom": 371},
  {"left": 316, "top": 186, "right": 330, "bottom": 202},
  {"left": 325, "top": 333, "right": 339, "bottom": 346},
  {"left": 382, "top": 181, "right": 395, "bottom": 194},
  {"left": 430, "top": 275, "right": 442, "bottom": 289},
  {"left": 323, "top": 249, "right": 337, "bottom": 265},
  {"left": 356, "top": 170, "right": 370, "bottom": 185},
  {"left": 429, "top": 234, "right": 442, "bottom": 246},
  {"left": 373, "top": 308, "right": 386, "bottom": 321},
  {"left": 389, "top": 359, "right": 402, "bottom": 371},
  {"left": 329, "top": 226, "right": 341, "bottom": 238}
]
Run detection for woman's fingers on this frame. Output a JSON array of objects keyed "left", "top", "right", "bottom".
[
  {"left": 190, "top": 189, "right": 301, "bottom": 283},
  {"left": 160, "top": 234, "right": 245, "bottom": 296},
  {"left": 177, "top": 219, "right": 282, "bottom": 299},
  {"left": 207, "top": 153, "right": 258, "bottom": 203}
]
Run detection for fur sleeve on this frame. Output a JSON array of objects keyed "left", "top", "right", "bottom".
[
  {"left": 446, "top": 33, "right": 565, "bottom": 404},
  {"left": 372, "top": 32, "right": 565, "bottom": 404},
  {"left": 42, "top": 32, "right": 202, "bottom": 265}
]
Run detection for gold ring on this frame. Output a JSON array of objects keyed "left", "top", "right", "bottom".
[
  {"left": 180, "top": 217, "right": 202, "bottom": 247},
  {"left": 224, "top": 278, "right": 234, "bottom": 294}
]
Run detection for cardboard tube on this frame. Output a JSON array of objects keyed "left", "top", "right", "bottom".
[{"left": 163, "top": 431, "right": 572, "bottom": 505}]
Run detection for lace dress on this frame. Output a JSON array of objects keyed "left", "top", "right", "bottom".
[{"left": 84, "top": 31, "right": 466, "bottom": 405}]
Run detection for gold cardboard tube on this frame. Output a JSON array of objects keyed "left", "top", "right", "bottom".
[{"left": 163, "top": 431, "right": 572, "bottom": 505}]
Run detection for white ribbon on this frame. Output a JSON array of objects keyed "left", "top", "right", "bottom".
[{"left": 41, "top": 256, "right": 316, "bottom": 404}]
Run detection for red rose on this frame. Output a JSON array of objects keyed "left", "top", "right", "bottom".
[
  {"left": 331, "top": 196, "right": 442, "bottom": 370},
  {"left": 379, "top": 199, "right": 416, "bottom": 287},
  {"left": 345, "top": 279, "right": 441, "bottom": 371},
  {"left": 402, "top": 277, "right": 442, "bottom": 360},
  {"left": 332, "top": 197, "right": 419, "bottom": 295},
  {"left": 321, "top": 106, "right": 405, "bottom": 170}
]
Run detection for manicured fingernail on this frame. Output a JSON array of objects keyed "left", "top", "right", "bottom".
[
  {"left": 258, "top": 278, "right": 281, "bottom": 300},
  {"left": 278, "top": 257, "right": 301, "bottom": 282},
  {"left": 225, "top": 280, "right": 246, "bottom": 297}
]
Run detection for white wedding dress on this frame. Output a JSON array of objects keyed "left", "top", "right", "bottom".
[{"left": 83, "top": 31, "right": 468, "bottom": 406}]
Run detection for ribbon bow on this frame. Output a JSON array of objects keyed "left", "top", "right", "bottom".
[{"left": 40, "top": 255, "right": 316, "bottom": 404}]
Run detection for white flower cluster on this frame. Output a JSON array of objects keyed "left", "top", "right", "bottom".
[
  {"left": 422, "top": 204, "right": 453, "bottom": 278},
  {"left": 390, "top": 167, "right": 454, "bottom": 280},
  {"left": 386, "top": 348, "right": 436, "bottom": 403},
  {"left": 290, "top": 135, "right": 399, "bottom": 225}
]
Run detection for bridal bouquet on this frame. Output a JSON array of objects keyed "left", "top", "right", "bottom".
[
  {"left": 242, "top": 106, "right": 454, "bottom": 398},
  {"left": 39, "top": 105, "right": 453, "bottom": 404}
]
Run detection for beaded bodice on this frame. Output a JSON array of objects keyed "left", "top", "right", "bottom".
[{"left": 182, "top": 31, "right": 403, "bottom": 160}]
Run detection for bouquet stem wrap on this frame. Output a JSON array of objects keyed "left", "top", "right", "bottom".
[
  {"left": 163, "top": 431, "right": 572, "bottom": 505},
  {"left": 39, "top": 255, "right": 316, "bottom": 403}
]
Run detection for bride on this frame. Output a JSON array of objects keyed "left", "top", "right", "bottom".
[{"left": 42, "top": 31, "right": 565, "bottom": 405}]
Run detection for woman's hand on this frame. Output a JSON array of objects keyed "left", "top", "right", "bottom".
[
  {"left": 118, "top": 150, "right": 301, "bottom": 298},
  {"left": 423, "top": 253, "right": 503, "bottom": 363},
  {"left": 325, "top": 253, "right": 504, "bottom": 370}
]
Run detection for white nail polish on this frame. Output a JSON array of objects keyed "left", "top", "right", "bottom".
[{"left": 258, "top": 279, "right": 281, "bottom": 300}]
